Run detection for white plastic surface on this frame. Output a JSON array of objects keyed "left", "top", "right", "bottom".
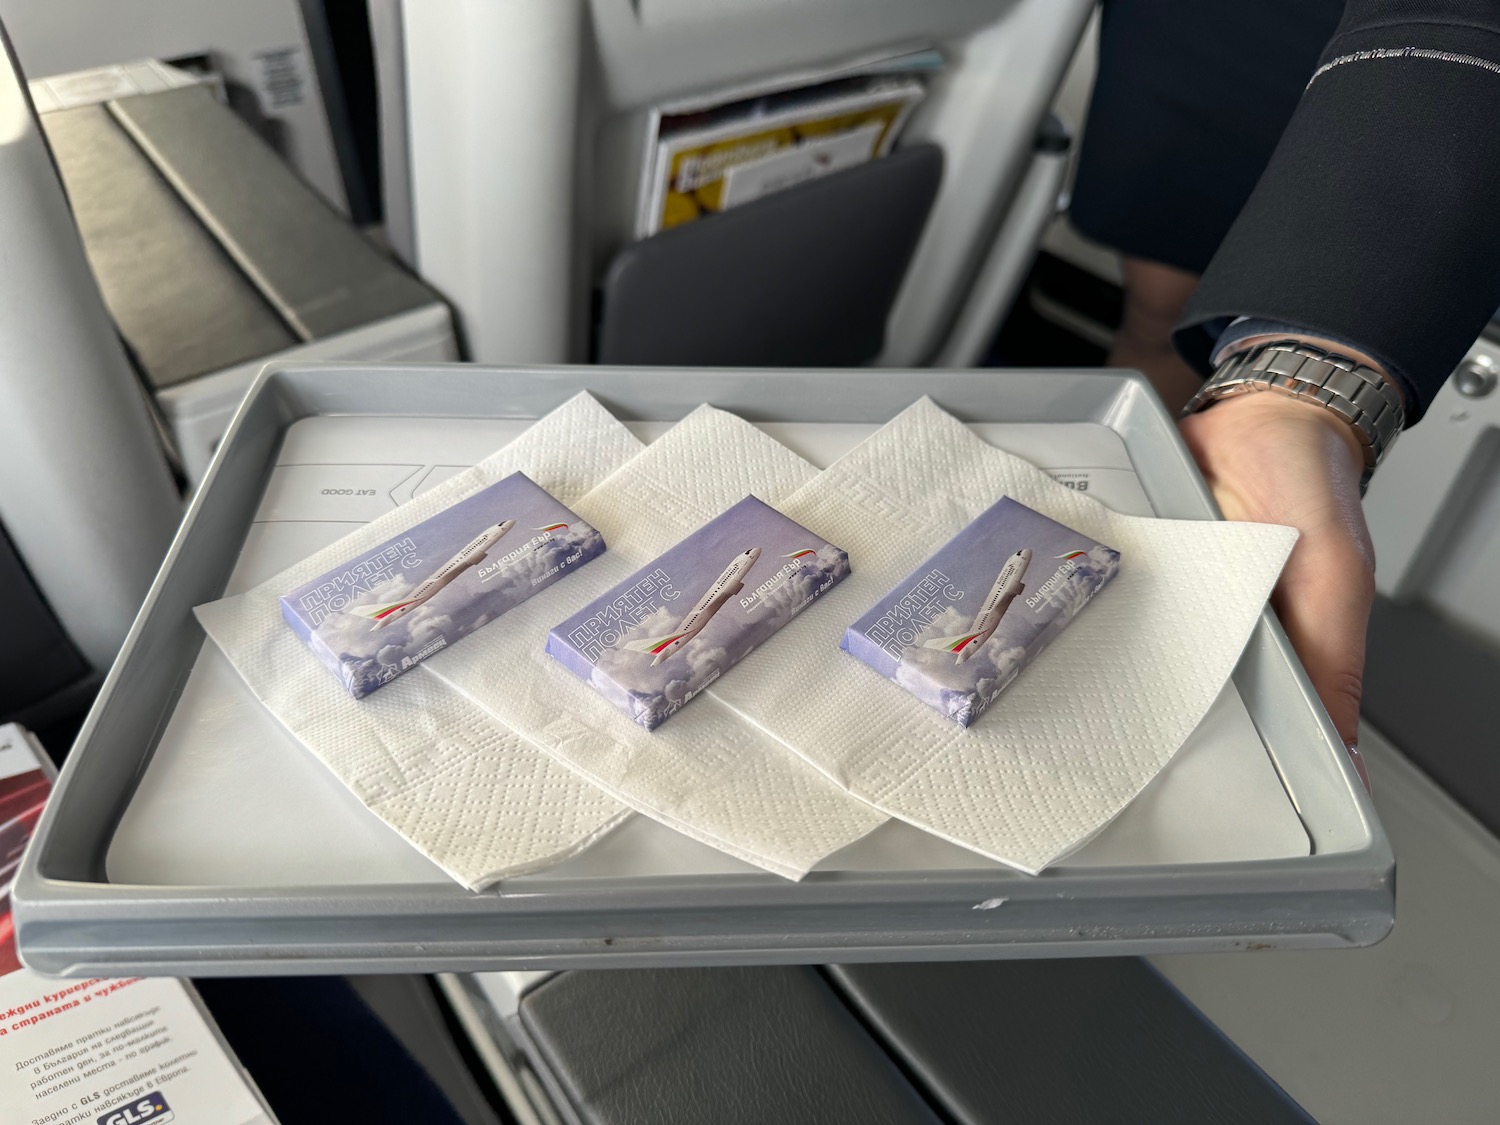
[
  {"left": 106, "top": 415, "right": 1308, "bottom": 887},
  {"left": 404, "top": 0, "right": 583, "bottom": 364},
  {"left": 157, "top": 301, "right": 458, "bottom": 485},
  {"left": 27, "top": 58, "right": 202, "bottom": 113},
  {"left": 1154, "top": 725, "right": 1500, "bottom": 1124},
  {"left": 1365, "top": 337, "right": 1500, "bottom": 645},
  {"left": 881, "top": 0, "right": 1093, "bottom": 365},
  {"left": 0, "top": 35, "right": 180, "bottom": 673},
  {"left": 0, "top": 0, "right": 352, "bottom": 213},
  {"left": 932, "top": 143, "right": 1069, "bottom": 368}
]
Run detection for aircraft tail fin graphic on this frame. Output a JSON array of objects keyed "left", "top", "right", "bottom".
[
  {"left": 921, "top": 632, "right": 982, "bottom": 654},
  {"left": 348, "top": 600, "right": 413, "bottom": 621},
  {"left": 622, "top": 632, "right": 688, "bottom": 655}
]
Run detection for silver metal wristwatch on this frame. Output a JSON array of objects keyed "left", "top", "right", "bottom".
[{"left": 1181, "top": 339, "right": 1405, "bottom": 489}]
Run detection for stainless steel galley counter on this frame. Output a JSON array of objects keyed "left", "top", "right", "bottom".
[{"left": 13, "top": 364, "right": 1392, "bottom": 976}]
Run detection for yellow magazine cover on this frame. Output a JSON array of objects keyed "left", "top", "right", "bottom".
[{"left": 639, "top": 76, "right": 925, "bottom": 238}]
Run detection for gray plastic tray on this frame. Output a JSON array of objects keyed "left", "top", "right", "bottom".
[{"left": 13, "top": 363, "right": 1393, "bottom": 976}]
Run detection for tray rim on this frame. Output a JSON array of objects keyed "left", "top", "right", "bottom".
[{"left": 13, "top": 361, "right": 1393, "bottom": 976}]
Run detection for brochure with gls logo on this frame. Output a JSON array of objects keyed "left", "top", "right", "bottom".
[{"left": 0, "top": 725, "right": 274, "bottom": 1125}]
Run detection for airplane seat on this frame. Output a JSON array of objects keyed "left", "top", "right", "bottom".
[
  {"left": 506, "top": 961, "right": 1312, "bottom": 1123},
  {"left": 0, "top": 23, "right": 180, "bottom": 739},
  {"left": 371, "top": 0, "right": 1093, "bottom": 369},
  {"left": 0, "top": 528, "right": 98, "bottom": 742}
]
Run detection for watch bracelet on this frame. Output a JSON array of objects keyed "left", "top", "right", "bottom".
[{"left": 1182, "top": 339, "right": 1405, "bottom": 481}]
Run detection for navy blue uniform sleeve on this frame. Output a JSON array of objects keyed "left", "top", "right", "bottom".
[{"left": 1175, "top": 1, "right": 1500, "bottom": 423}]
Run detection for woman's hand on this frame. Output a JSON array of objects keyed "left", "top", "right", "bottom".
[{"left": 1179, "top": 391, "right": 1375, "bottom": 790}]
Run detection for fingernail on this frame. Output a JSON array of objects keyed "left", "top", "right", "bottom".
[{"left": 1345, "top": 741, "right": 1371, "bottom": 795}]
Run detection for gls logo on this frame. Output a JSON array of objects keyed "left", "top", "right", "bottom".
[{"left": 98, "top": 1091, "right": 174, "bottom": 1125}]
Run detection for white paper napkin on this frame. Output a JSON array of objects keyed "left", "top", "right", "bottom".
[
  {"left": 423, "top": 406, "right": 890, "bottom": 879},
  {"left": 707, "top": 397, "right": 1300, "bottom": 873},
  {"left": 193, "top": 393, "right": 642, "bottom": 889}
]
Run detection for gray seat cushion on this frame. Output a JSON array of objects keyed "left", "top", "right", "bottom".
[
  {"left": 519, "top": 965, "right": 941, "bottom": 1125},
  {"left": 831, "top": 959, "right": 1311, "bottom": 1124}
]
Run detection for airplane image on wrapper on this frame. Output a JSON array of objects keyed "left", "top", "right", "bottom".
[
  {"left": 843, "top": 498, "right": 1119, "bottom": 727},
  {"left": 624, "top": 547, "right": 763, "bottom": 665},
  {"left": 548, "top": 496, "right": 850, "bottom": 731},
  {"left": 351, "top": 520, "right": 517, "bottom": 628},
  {"left": 923, "top": 547, "right": 1032, "bottom": 665},
  {"left": 282, "top": 472, "right": 605, "bottom": 698}
]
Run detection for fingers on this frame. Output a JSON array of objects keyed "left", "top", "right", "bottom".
[
  {"left": 1270, "top": 526, "right": 1375, "bottom": 782},
  {"left": 1177, "top": 396, "right": 1377, "bottom": 791},
  {"left": 1176, "top": 396, "right": 1374, "bottom": 792}
]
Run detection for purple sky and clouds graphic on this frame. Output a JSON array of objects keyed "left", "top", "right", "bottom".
[
  {"left": 844, "top": 497, "right": 1119, "bottom": 726},
  {"left": 283, "top": 472, "right": 604, "bottom": 697},
  {"left": 550, "top": 496, "right": 850, "bottom": 730}
]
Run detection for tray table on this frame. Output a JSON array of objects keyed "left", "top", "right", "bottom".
[{"left": 13, "top": 364, "right": 1392, "bottom": 975}]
